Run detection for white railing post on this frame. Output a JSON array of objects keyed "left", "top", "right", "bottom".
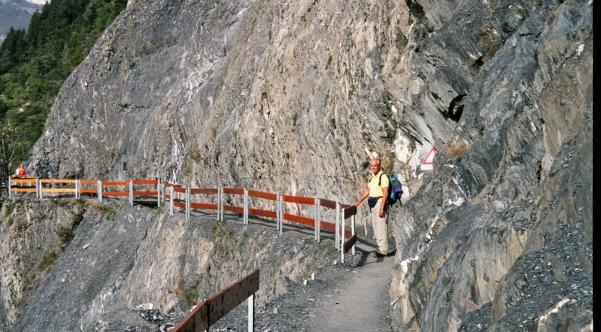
[
  {"left": 157, "top": 180, "right": 161, "bottom": 207},
  {"left": 97, "top": 180, "right": 103, "bottom": 202},
  {"left": 277, "top": 193, "right": 283, "bottom": 234},
  {"left": 215, "top": 186, "right": 221, "bottom": 221},
  {"left": 75, "top": 179, "right": 80, "bottom": 198},
  {"left": 335, "top": 201, "right": 340, "bottom": 250},
  {"left": 314, "top": 197, "right": 320, "bottom": 242},
  {"left": 185, "top": 187, "right": 190, "bottom": 220},
  {"left": 169, "top": 187, "right": 174, "bottom": 216},
  {"left": 38, "top": 179, "right": 42, "bottom": 199},
  {"left": 220, "top": 186, "right": 224, "bottom": 222},
  {"left": 248, "top": 293, "right": 255, "bottom": 332},
  {"left": 129, "top": 180, "right": 133, "bottom": 206},
  {"left": 7, "top": 177, "right": 11, "bottom": 199},
  {"left": 243, "top": 188, "right": 249, "bottom": 227},
  {"left": 341, "top": 208, "right": 346, "bottom": 263},
  {"left": 351, "top": 214, "right": 356, "bottom": 255}
]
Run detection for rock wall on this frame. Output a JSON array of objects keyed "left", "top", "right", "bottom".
[{"left": 388, "top": 0, "right": 593, "bottom": 330}]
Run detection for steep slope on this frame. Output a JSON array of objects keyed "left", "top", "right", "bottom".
[{"left": 1, "top": 199, "right": 339, "bottom": 331}]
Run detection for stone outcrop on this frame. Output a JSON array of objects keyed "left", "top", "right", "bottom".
[{"left": 15, "top": 0, "right": 593, "bottom": 330}]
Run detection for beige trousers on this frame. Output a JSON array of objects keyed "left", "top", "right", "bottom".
[{"left": 370, "top": 198, "right": 388, "bottom": 254}]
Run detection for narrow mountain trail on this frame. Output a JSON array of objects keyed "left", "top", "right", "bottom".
[{"left": 307, "top": 242, "right": 395, "bottom": 332}]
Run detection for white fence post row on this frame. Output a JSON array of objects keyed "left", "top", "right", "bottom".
[
  {"left": 335, "top": 201, "right": 340, "bottom": 250},
  {"left": 185, "top": 187, "right": 190, "bottom": 220},
  {"left": 351, "top": 215, "right": 356, "bottom": 255},
  {"left": 75, "top": 180, "right": 80, "bottom": 199},
  {"left": 314, "top": 197, "right": 320, "bottom": 242},
  {"left": 243, "top": 188, "right": 248, "bottom": 227},
  {"left": 129, "top": 180, "right": 134, "bottom": 206},
  {"left": 169, "top": 187, "right": 174, "bottom": 216},
  {"left": 97, "top": 180, "right": 102, "bottom": 202},
  {"left": 7, "top": 177, "right": 11, "bottom": 199},
  {"left": 38, "top": 179, "right": 42, "bottom": 199}
]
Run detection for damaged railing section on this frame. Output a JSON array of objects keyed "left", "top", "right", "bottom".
[{"left": 172, "top": 270, "right": 260, "bottom": 332}]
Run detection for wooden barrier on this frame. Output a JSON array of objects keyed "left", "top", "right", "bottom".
[
  {"left": 173, "top": 270, "right": 260, "bottom": 332},
  {"left": 282, "top": 195, "right": 314, "bottom": 205}
]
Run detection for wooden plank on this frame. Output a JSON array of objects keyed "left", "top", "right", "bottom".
[
  {"left": 248, "top": 190, "right": 276, "bottom": 201},
  {"left": 102, "top": 181, "right": 129, "bottom": 186},
  {"left": 172, "top": 300, "right": 209, "bottom": 332},
  {"left": 132, "top": 179, "right": 159, "bottom": 185},
  {"left": 343, "top": 206, "right": 357, "bottom": 219},
  {"left": 223, "top": 205, "right": 243, "bottom": 214},
  {"left": 79, "top": 179, "right": 97, "bottom": 185},
  {"left": 133, "top": 191, "right": 158, "bottom": 196},
  {"left": 173, "top": 186, "right": 186, "bottom": 193},
  {"left": 173, "top": 270, "right": 259, "bottom": 332},
  {"left": 79, "top": 189, "right": 97, "bottom": 194},
  {"left": 40, "top": 188, "right": 76, "bottom": 193},
  {"left": 190, "top": 203, "right": 218, "bottom": 210},
  {"left": 248, "top": 208, "right": 276, "bottom": 219},
  {"left": 40, "top": 179, "right": 76, "bottom": 184},
  {"left": 206, "top": 270, "right": 259, "bottom": 325},
  {"left": 343, "top": 234, "right": 358, "bottom": 253},
  {"left": 319, "top": 199, "right": 337, "bottom": 209},
  {"left": 190, "top": 188, "right": 218, "bottom": 195},
  {"left": 9, "top": 178, "right": 37, "bottom": 184},
  {"left": 174, "top": 201, "right": 186, "bottom": 208},
  {"left": 10, "top": 188, "right": 37, "bottom": 193},
  {"left": 223, "top": 187, "right": 244, "bottom": 195},
  {"left": 103, "top": 191, "right": 129, "bottom": 197},
  {"left": 320, "top": 221, "right": 336, "bottom": 233},
  {"left": 282, "top": 213, "right": 314, "bottom": 227},
  {"left": 282, "top": 195, "right": 315, "bottom": 205}
]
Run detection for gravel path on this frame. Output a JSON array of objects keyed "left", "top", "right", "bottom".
[
  {"left": 207, "top": 237, "right": 395, "bottom": 332},
  {"left": 306, "top": 242, "right": 394, "bottom": 332}
]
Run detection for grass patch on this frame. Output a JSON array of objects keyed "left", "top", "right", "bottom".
[
  {"left": 90, "top": 202, "right": 117, "bottom": 220},
  {"left": 211, "top": 221, "right": 236, "bottom": 241},
  {"left": 38, "top": 249, "right": 57, "bottom": 271},
  {"left": 155, "top": 203, "right": 165, "bottom": 216},
  {"left": 173, "top": 275, "right": 204, "bottom": 307},
  {"left": 325, "top": 55, "right": 332, "bottom": 69},
  {"left": 444, "top": 138, "right": 469, "bottom": 158},
  {"left": 189, "top": 147, "right": 203, "bottom": 163}
]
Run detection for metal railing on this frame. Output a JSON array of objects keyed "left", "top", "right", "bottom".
[{"left": 7, "top": 177, "right": 358, "bottom": 260}]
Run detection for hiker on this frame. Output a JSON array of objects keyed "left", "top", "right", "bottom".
[
  {"left": 352, "top": 157, "right": 390, "bottom": 257},
  {"left": 13, "top": 164, "right": 28, "bottom": 178}
]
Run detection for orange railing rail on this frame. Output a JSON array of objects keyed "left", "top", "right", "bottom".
[{"left": 7, "top": 176, "right": 358, "bottom": 260}]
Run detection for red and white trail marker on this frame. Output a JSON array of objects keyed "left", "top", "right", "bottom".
[{"left": 420, "top": 147, "right": 437, "bottom": 171}]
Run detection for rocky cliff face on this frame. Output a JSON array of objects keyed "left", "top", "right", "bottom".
[
  {"left": 23, "top": 0, "right": 592, "bottom": 330},
  {"left": 1, "top": 199, "right": 337, "bottom": 331}
]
